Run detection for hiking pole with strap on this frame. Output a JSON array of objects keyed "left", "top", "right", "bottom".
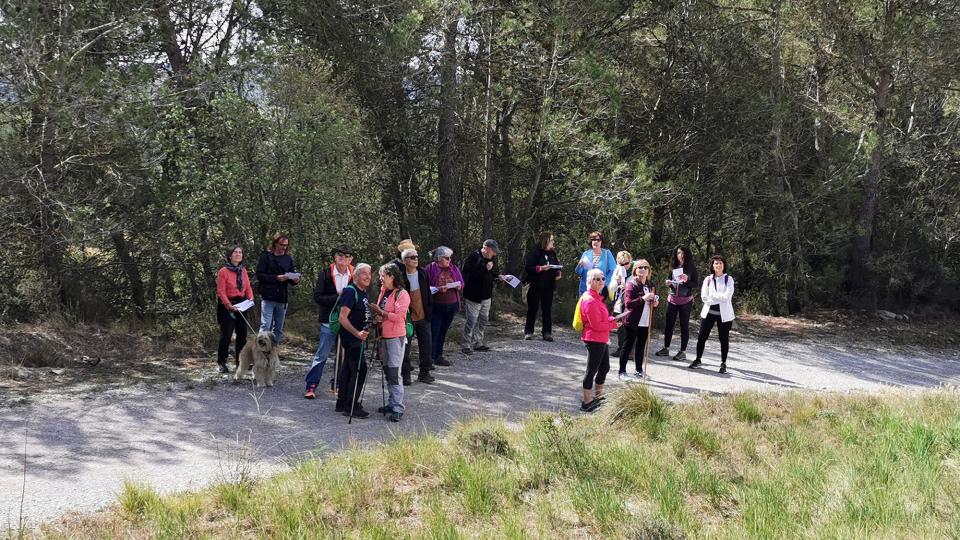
[
  {"left": 347, "top": 339, "right": 365, "bottom": 425},
  {"left": 642, "top": 287, "right": 657, "bottom": 383},
  {"left": 331, "top": 335, "right": 341, "bottom": 396}
]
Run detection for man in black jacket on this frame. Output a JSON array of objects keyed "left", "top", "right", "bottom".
[
  {"left": 304, "top": 244, "right": 354, "bottom": 399},
  {"left": 460, "top": 239, "right": 501, "bottom": 355},
  {"left": 256, "top": 233, "right": 300, "bottom": 344}
]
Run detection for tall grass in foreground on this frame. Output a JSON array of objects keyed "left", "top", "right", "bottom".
[{"left": 37, "top": 389, "right": 960, "bottom": 539}]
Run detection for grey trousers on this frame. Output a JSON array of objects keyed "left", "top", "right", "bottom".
[
  {"left": 381, "top": 336, "right": 405, "bottom": 414},
  {"left": 461, "top": 298, "right": 491, "bottom": 350}
]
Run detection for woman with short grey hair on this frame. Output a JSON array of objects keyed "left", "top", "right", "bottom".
[{"left": 424, "top": 246, "right": 463, "bottom": 367}]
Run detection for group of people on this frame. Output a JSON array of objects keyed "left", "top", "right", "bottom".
[
  {"left": 568, "top": 233, "right": 737, "bottom": 411},
  {"left": 215, "top": 233, "right": 508, "bottom": 422},
  {"left": 215, "top": 230, "right": 737, "bottom": 419}
]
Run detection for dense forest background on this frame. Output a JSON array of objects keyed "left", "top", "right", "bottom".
[{"left": 1, "top": 0, "right": 958, "bottom": 325}]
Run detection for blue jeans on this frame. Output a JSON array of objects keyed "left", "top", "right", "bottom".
[
  {"left": 431, "top": 301, "right": 459, "bottom": 361},
  {"left": 305, "top": 323, "right": 336, "bottom": 391},
  {"left": 259, "top": 299, "right": 287, "bottom": 344}
]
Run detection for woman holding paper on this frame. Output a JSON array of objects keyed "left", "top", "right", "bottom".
[
  {"left": 618, "top": 259, "right": 660, "bottom": 381},
  {"left": 425, "top": 246, "right": 463, "bottom": 367},
  {"left": 574, "top": 231, "right": 616, "bottom": 297},
  {"left": 216, "top": 245, "right": 255, "bottom": 374},
  {"left": 654, "top": 245, "right": 698, "bottom": 362},
  {"left": 523, "top": 231, "right": 562, "bottom": 341}
]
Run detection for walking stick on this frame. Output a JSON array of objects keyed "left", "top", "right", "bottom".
[
  {"left": 348, "top": 339, "right": 366, "bottom": 425},
  {"left": 378, "top": 337, "right": 386, "bottom": 411},
  {"left": 331, "top": 335, "right": 342, "bottom": 396},
  {"left": 642, "top": 289, "right": 656, "bottom": 383}
]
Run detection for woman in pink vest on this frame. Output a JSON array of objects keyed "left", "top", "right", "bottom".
[
  {"left": 579, "top": 268, "right": 620, "bottom": 412},
  {"left": 370, "top": 263, "right": 410, "bottom": 422}
]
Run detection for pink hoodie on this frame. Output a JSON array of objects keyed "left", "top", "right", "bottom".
[
  {"left": 580, "top": 288, "right": 619, "bottom": 343},
  {"left": 376, "top": 288, "right": 410, "bottom": 339}
]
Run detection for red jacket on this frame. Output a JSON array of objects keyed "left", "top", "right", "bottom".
[
  {"left": 216, "top": 267, "right": 254, "bottom": 306},
  {"left": 580, "top": 288, "right": 618, "bottom": 343}
]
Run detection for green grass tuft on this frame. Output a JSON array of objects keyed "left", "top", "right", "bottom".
[
  {"left": 733, "top": 394, "right": 763, "bottom": 423},
  {"left": 610, "top": 384, "right": 670, "bottom": 439},
  {"left": 118, "top": 480, "right": 161, "bottom": 519}
]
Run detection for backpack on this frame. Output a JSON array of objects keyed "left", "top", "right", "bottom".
[
  {"left": 392, "top": 289, "right": 415, "bottom": 339},
  {"left": 572, "top": 292, "right": 589, "bottom": 332},
  {"left": 328, "top": 285, "right": 360, "bottom": 335}
]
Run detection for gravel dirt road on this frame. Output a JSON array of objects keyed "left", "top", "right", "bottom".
[{"left": 2, "top": 323, "right": 958, "bottom": 528}]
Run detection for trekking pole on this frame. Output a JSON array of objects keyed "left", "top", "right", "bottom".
[
  {"left": 331, "top": 335, "right": 341, "bottom": 396},
  {"left": 378, "top": 337, "right": 386, "bottom": 411},
  {"left": 348, "top": 339, "right": 366, "bottom": 425},
  {"left": 642, "top": 292, "right": 656, "bottom": 383}
]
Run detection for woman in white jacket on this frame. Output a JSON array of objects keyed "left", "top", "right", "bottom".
[{"left": 688, "top": 255, "right": 735, "bottom": 373}]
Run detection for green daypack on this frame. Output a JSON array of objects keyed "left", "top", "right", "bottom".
[{"left": 329, "top": 285, "right": 360, "bottom": 335}]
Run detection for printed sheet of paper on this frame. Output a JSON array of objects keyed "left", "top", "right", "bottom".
[
  {"left": 430, "top": 286, "right": 439, "bottom": 294},
  {"left": 547, "top": 264, "right": 563, "bottom": 270},
  {"left": 232, "top": 299, "right": 255, "bottom": 312},
  {"left": 445, "top": 281, "right": 461, "bottom": 289},
  {"left": 284, "top": 272, "right": 301, "bottom": 280},
  {"left": 502, "top": 275, "right": 521, "bottom": 288},
  {"left": 671, "top": 268, "right": 684, "bottom": 284}
]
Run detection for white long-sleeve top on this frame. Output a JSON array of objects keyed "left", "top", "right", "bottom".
[
  {"left": 610, "top": 264, "right": 629, "bottom": 313},
  {"left": 699, "top": 274, "right": 736, "bottom": 322}
]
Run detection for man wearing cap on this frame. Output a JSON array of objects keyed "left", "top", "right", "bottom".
[
  {"left": 398, "top": 244, "right": 435, "bottom": 385},
  {"left": 460, "top": 239, "right": 501, "bottom": 355},
  {"left": 304, "top": 244, "right": 355, "bottom": 399}
]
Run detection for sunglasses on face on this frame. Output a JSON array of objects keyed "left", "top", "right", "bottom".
[
  {"left": 335, "top": 252, "right": 352, "bottom": 257},
  {"left": 593, "top": 276, "right": 605, "bottom": 282},
  {"left": 405, "top": 255, "right": 419, "bottom": 260},
  {"left": 590, "top": 238, "right": 601, "bottom": 242},
  {"left": 638, "top": 265, "right": 650, "bottom": 270}
]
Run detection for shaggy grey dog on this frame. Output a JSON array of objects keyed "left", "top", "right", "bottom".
[{"left": 235, "top": 331, "right": 280, "bottom": 387}]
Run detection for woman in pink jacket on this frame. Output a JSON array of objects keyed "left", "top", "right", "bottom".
[
  {"left": 370, "top": 263, "right": 410, "bottom": 422},
  {"left": 579, "top": 268, "right": 621, "bottom": 411}
]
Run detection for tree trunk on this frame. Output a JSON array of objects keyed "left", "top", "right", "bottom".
[
  {"left": 111, "top": 231, "right": 146, "bottom": 316},
  {"left": 437, "top": 18, "right": 463, "bottom": 257},
  {"left": 496, "top": 100, "right": 521, "bottom": 276},
  {"left": 847, "top": 6, "right": 895, "bottom": 309}
]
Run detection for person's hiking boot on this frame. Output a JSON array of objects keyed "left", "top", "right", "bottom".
[
  {"left": 402, "top": 376, "right": 412, "bottom": 386},
  {"left": 719, "top": 363, "right": 727, "bottom": 374},
  {"left": 475, "top": 345, "right": 491, "bottom": 352},
  {"left": 688, "top": 359, "right": 702, "bottom": 369},
  {"left": 524, "top": 333, "right": 534, "bottom": 340},
  {"left": 377, "top": 405, "right": 392, "bottom": 414},
  {"left": 344, "top": 405, "right": 370, "bottom": 419},
  {"left": 217, "top": 363, "right": 230, "bottom": 374},
  {"left": 618, "top": 372, "right": 630, "bottom": 382},
  {"left": 461, "top": 347, "right": 472, "bottom": 355},
  {"left": 334, "top": 403, "right": 347, "bottom": 413},
  {"left": 388, "top": 412, "right": 402, "bottom": 422},
  {"left": 543, "top": 334, "right": 554, "bottom": 342},
  {"left": 672, "top": 351, "right": 687, "bottom": 362},
  {"left": 632, "top": 371, "right": 644, "bottom": 380},
  {"left": 654, "top": 347, "right": 670, "bottom": 357},
  {"left": 434, "top": 356, "right": 452, "bottom": 366},
  {"left": 304, "top": 386, "right": 317, "bottom": 399},
  {"left": 418, "top": 373, "right": 436, "bottom": 384}
]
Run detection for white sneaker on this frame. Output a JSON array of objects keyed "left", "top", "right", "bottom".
[
  {"left": 618, "top": 372, "right": 630, "bottom": 382},
  {"left": 633, "top": 371, "right": 644, "bottom": 380}
]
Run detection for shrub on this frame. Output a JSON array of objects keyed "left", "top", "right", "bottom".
[{"left": 734, "top": 395, "right": 763, "bottom": 424}]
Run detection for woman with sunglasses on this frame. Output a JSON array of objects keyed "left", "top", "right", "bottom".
[
  {"left": 425, "top": 246, "right": 463, "bottom": 367},
  {"left": 574, "top": 231, "right": 616, "bottom": 297},
  {"left": 578, "top": 268, "right": 620, "bottom": 412},
  {"left": 618, "top": 259, "right": 660, "bottom": 381}
]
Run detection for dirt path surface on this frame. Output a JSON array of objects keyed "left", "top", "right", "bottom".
[{"left": 2, "top": 324, "right": 959, "bottom": 527}]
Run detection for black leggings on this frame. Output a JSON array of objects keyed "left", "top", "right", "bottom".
[
  {"left": 583, "top": 342, "right": 610, "bottom": 389},
  {"left": 524, "top": 284, "right": 555, "bottom": 336},
  {"left": 335, "top": 342, "right": 368, "bottom": 408},
  {"left": 663, "top": 301, "right": 693, "bottom": 350},
  {"left": 695, "top": 313, "right": 732, "bottom": 363},
  {"left": 619, "top": 325, "right": 650, "bottom": 373},
  {"left": 216, "top": 299, "right": 247, "bottom": 366}
]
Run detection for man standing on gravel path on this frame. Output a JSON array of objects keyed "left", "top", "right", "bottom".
[
  {"left": 460, "top": 239, "right": 501, "bottom": 355},
  {"left": 304, "top": 244, "right": 355, "bottom": 399}
]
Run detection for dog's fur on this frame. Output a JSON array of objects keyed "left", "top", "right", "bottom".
[{"left": 236, "top": 331, "right": 280, "bottom": 387}]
